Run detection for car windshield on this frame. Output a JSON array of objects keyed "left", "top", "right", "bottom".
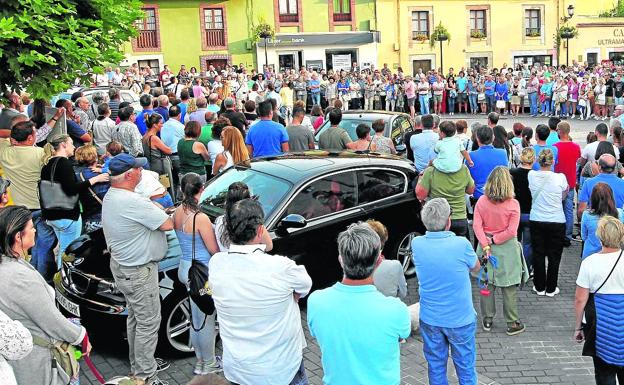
[
  {"left": 315, "top": 119, "right": 388, "bottom": 141},
  {"left": 199, "top": 167, "right": 292, "bottom": 220}
]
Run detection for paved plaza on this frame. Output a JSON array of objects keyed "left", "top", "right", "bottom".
[{"left": 81, "top": 234, "right": 592, "bottom": 385}]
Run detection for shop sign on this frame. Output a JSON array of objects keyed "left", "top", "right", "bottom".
[
  {"left": 598, "top": 28, "right": 624, "bottom": 46},
  {"left": 332, "top": 54, "right": 352, "bottom": 72}
]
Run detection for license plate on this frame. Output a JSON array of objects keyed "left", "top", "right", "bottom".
[{"left": 56, "top": 289, "right": 81, "bottom": 317}]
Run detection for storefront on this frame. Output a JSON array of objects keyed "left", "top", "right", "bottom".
[
  {"left": 572, "top": 21, "right": 624, "bottom": 67},
  {"left": 255, "top": 31, "right": 379, "bottom": 72}
]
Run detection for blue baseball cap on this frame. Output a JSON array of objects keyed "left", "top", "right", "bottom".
[{"left": 108, "top": 153, "right": 148, "bottom": 176}]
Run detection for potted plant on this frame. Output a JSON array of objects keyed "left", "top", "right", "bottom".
[
  {"left": 251, "top": 17, "right": 275, "bottom": 43},
  {"left": 558, "top": 25, "right": 578, "bottom": 39},
  {"left": 429, "top": 23, "right": 451, "bottom": 47},
  {"left": 528, "top": 29, "right": 541, "bottom": 38},
  {"left": 413, "top": 33, "right": 428, "bottom": 42},
  {"left": 470, "top": 29, "right": 486, "bottom": 39}
]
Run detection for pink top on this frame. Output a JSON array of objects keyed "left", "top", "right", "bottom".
[
  {"left": 312, "top": 116, "right": 324, "bottom": 131},
  {"left": 405, "top": 81, "right": 416, "bottom": 99},
  {"left": 473, "top": 196, "right": 520, "bottom": 248}
]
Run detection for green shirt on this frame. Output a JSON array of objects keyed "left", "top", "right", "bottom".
[
  {"left": 199, "top": 124, "right": 213, "bottom": 147},
  {"left": 418, "top": 165, "right": 474, "bottom": 220},
  {"left": 178, "top": 139, "right": 206, "bottom": 175}
]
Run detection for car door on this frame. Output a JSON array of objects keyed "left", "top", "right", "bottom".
[
  {"left": 270, "top": 170, "right": 365, "bottom": 289},
  {"left": 391, "top": 115, "right": 414, "bottom": 153}
]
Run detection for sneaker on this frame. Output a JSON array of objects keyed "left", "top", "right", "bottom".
[
  {"left": 147, "top": 376, "right": 169, "bottom": 385},
  {"left": 155, "top": 358, "right": 170, "bottom": 372},
  {"left": 506, "top": 321, "right": 526, "bottom": 336},
  {"left": 532, "top": 286, "right": 545, "bottom": 296},
  {"left": 546, "top": 287, "right": 560, "bottom": 297},
  {"left": 200, "top": 358, "right": 223, "bottom": 375},
  {"left": 482, "top": 318, "right": 492, "bottom": 331},
  {"left": 563, "top": 238, "right": 571, "bottom": 248},
  {"left": 193, "top": 361, "right": 204, "bottom": 376}
]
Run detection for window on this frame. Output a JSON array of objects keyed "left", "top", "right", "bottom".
[
  {"left": 411, "top": 11, "right": 429, "bottom": 39},
  {"left": 333, "top": 0, "right": 352, "bottom": 22},
  {"left": 279, "top": 0, "right": 298, "bottom": 23},
  {"left": 285, "top": 172, "right": 356, "bottom": 220},
  {"left": 137, "top": 59, "right": 160, "bottom": 74},
  {"left": 469, "top": 10, "right": 486, "bottom": 36},
  {"left": 357, "top": 170, "right": 406, "bottom": 205},
  {"left": 525, "top": 9, "right": 541, "bottom": 36},
  {"left": 136, "top": 8, "right": 159, "bottom": 49},
  {"left": 203, "top": 8, "right": 226, "bottom": 48},
  {"left": 470, "top": 57, "right": 488, "bottom": 70}
]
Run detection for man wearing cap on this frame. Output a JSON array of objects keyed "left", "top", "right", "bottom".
[
  {"left": 102, "top": 153, "right": 173, "bottom": 385},
  {"left": 219, "top": 97, "right": 247, "bottom": 138}
]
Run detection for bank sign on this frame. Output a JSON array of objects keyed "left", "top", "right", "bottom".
[
  {"left": 598, "top": 28, "right": 624, "bottom": 46},
  {"left": 258, "top": 32, "right": 376, "bottom": 47}
]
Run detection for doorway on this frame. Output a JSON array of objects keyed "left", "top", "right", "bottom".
[
  {"left": 587, "top": 53, "right": 598, "bottom": 67},
  {"left": 412, "top": 60, "right": 432, "bottom": 76},
  {"left": 205, "top": 59, "right": 228, "bottom": 71},
  {"left": 279, "top": 52, "right": 299, "bottom": 71}
]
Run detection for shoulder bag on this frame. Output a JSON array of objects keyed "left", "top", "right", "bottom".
[
  {"left": 187, "top": 212, "right": 216, "bottom": 328},
  {"left": 31, "top": 334, "right": 79, "bottom": 385},
  {"left": 79, "top": 171, "right": 103, "bottom": 205},
  {"left": 148, "top": 136, "right": 171, "bottom": 188},
  {"left": 38, "top": 158, "right": 79, "bottom": 211},
  {"left": 582, "top": 249, "right": 623, "bottom": 356}
]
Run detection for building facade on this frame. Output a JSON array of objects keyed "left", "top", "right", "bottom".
[
  {"left": 376, "top": 0, "right": 624, "bottom": 75},
  {"left": 122, "top": 0, "right": 378, "bottom": 74}
]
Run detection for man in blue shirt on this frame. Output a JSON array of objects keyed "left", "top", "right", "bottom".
[
  {"left": 578, "top": 154, "right": 624, "bottom": 218},
  {"left": 308, "top": 222, "right": 410, "bottom": 385},
  {"left": 455, "top": 72, "right": 468, "bottom": 113},
  {"left": 245, "top": 100, "right": 289, "bottom": 157},
  {"left": 410, "top": 114, "right": 438, "bottom": 173},
  {"left": 135, "top": 94, "right": 154, "bottom": 136},
  {"left": 484, "top": 75, "right": 497, "bottom": 113},
  {"left": 468, "top": 125, "right": 508, "bottom": 199},
  {"left": 309, "top": 74, "right": 321, "bottom": 106},
  {"left": 412, "top": 198, "right": 480, "bottom": 385},
  {"left": 545, "top": 116, "right": 561, "bottom": 145},
  {"left": 532, "top": 124, "right": 558, "bottom": 170}
]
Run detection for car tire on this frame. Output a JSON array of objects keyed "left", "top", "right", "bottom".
[
  {"left": 158, "top": 287, "right": 195, "bottom": 356},
  {"left": 390, "top": 230, "right": 420, "bottom": 278}
]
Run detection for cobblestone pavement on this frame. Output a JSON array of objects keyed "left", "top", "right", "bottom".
[{"left": 80, "top": 239, "right": 590, "bottom": 385}]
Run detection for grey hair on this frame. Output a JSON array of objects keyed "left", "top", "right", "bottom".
[
  {"left": 421, "top": 198, "right": 451, "bottom": 232},
  {"left": 413, "top": 115, "right": 422, "bottom": 127},
  {"left": 432, "top": 114, "right": 440, "bottom": 128},
  {"left": 337, "top": 222, "right": 381, "bottom": 280},
  {"left": 611, "top": 119, "right": 622, "bottom": 130}
]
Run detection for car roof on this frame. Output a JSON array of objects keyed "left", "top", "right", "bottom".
[
  {"left": 246, "top": 151, "right": 416, "bottom": 185},
  {"left": 338, "top": 111, "right": 410, "bottom": 120}
]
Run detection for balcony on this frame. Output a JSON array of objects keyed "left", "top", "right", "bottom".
[
  {"left": 136, "top": 30, "right": 159, "bottom": 49},
  {"left": 205, "top": 29, "right": 226, "bottom": 47},
  {"left": 333, "top": 12, "right": 352, "bottom": 22},
  {"left": 525, "top": 27, "right": 541, "bottom": 37},
  {"left": 279, "top": 13, "right": 299, "bottom": 23}
]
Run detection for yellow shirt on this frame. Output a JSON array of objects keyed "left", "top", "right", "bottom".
[
  {"left": 0, "top": 140, "right": 45, "bottom": 209},
  {"left": 279, "top": 87, "right": 294, "bottom": 107}
]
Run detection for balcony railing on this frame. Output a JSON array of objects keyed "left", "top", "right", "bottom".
[
  {"left": 333, "top": 12, "right": 352, "bottom": 22},
  {"left": 205, "top": 29, "right": 226, "bottom": 47},
  {"left": 279, "top": 13, "right": 299, "bottom": 23},
  {"left": 525, "top": 27, "right": 541, "bottom": 37},
  {"left": 136, "top": 30, "right": 158, "bottom": 49}
]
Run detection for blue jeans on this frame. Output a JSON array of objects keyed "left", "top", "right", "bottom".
[
  {"left": 468, "top": 94, "right": 478, "bottom": 112},
  {"left": 420, "top": 320, "right": 477, "bottom": 385},
  {"left": 486, "top": 94, "right": 496, "bottom": 112},
  {"left": 448, "top": 96, "right": 456, "bottom": 113},
  {"left": 419, "top": 95, "right": 430, "bottom": 115},
  {"left": 518, "top": 213, "right": 532, "bottom": 270},
  {"left": 541, "top": 99, "right": 551, "bottom": 114},
  {"left": 311, "top": 92, "right": 320, "bottom": 106},
  {"left": 563, "top": 190, "right": 574, "bottom": 241},
  {"left": 528, "top": 92, "right": 538, "bottom": 115},
  {"left": 47, "top": 217, "right": 82, "bottom": 270},
  {"left": 31, "top": 210, "right": 57, "bottom": 283},
  {"left": 178, "top": 259, "right": 217, "bottom": 363}
]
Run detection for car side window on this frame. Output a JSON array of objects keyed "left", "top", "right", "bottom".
[
  {"left": 121, "top": 93, "right": 135, "bottom": 102},
  {"left": 357, "top": 169, "right": 406, "bottom": 205},
  {"left": 285, "top": 172, "right": 356, "bottom": 220},
  {"left": 391, "top": 117, "right": 407, "bottom": 145}
]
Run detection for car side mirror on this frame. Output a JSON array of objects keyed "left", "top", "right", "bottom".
[{"left": 278, "top": 214, "right": 307, "bottom": 231}]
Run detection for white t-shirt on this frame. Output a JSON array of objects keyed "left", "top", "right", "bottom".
[
  {"left": 207, "top": 140, "right": 225, "bottom": 165},
  {"left": 577, "top": 250, "right": 624, "bottom": 294},
  {"left": 528, "top": 170, "right": 568, "bottom": 223},
  {"left": 581, "top": 140, "right": 620, "bottom": 161}
]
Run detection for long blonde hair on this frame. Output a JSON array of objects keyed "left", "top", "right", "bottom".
[
  {"left": 484, "top": 166, "right": 514, "bottom": 202},
  {"left": 221, "top": 126, "right": 249, "bottom": 166},
  {"left": 187, "top": 98, "right": 197, "bottom": 114}
]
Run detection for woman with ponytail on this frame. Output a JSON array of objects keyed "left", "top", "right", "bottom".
[
  {"left": 142, "top": 113, "right": 172, "bottom": 175},
  {"left": 0, "top": 206, "right": 90, "bottom": 385},
  {"left": 172, "top": 173, "right": 221, "bottom": 376}
]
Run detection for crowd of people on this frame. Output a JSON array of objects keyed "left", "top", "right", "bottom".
[{"left": 1, "top": 60, "right": 624, "bottom": 385}]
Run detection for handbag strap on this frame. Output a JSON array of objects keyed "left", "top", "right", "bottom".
[
  {"left": 594, "top": 248, "right": 624, "bottom": 294},
  {"left": 191, "top": 211, "right": 199, "bottom": 261},
  {"left": 49, "top": 157, "right": 61, "bottom": 185},
  {"left": 79, "top": 171, "right": 103, "bottom": 205}
]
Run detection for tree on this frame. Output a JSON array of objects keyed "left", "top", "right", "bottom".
[{"left": 0, "top": 0, "right": 143, "bottom": 99}]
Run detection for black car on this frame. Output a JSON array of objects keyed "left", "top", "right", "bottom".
[
  {"left": 314, "top": 111, "right": 414, "bottom": 153},
  {"left": 54, "top": 152, "right": 424, "bottom": 354}
]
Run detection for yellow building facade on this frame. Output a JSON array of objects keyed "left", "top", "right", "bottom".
[{"left": 376, "top": 0, "right": 624, "bottom": 74}]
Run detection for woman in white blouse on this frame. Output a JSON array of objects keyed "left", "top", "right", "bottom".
[{"left": 0, "top": 309, "right": 32, "bottom": 385}]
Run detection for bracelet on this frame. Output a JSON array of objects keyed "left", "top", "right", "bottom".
[
  {"left": 483, "top": 245, "right": 491, "bottom": 251},
  {"left": 51, "top": 118, "right": 58, "bottom": 122}
]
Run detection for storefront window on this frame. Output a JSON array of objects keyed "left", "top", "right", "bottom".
[
  {"left": 609, "top": 52, "right": 624, "bottom": 65},
  {"left": 513, "top": 55, "right": 552, "bottom": 67},
  {"left": 470, "top": 57, "right": 488, "bottom": 70}
]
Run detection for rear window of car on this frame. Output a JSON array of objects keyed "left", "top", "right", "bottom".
[
  {"left": 199, "top": 167, "right": 292, "bottom": 220},
  {"left": 316, "top": 119, "right": 388, "bottom": 141}
]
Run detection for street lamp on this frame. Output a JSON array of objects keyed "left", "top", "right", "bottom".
[
  {"left": 259, "top": 31, "right": 271, "bottom": 70},
  {"left": 436, "top": 33, "right": 448, "bottom": 75},
  {"left": 560, "top": 5, "right": 575, "bottom": 66}
]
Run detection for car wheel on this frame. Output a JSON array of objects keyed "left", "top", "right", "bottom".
[
  {"left": 395, "top": 231, "right": 419, "bottom": 277},
  {"left": 158, "top": 288, "right": 194, "bottom": 355}
]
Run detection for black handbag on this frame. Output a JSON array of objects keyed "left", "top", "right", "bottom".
[
  {"left": 187, "top": 212, "right": 215, "bottom": 331},
  {"left": 582, "top": 249, "right": 623, "bottom": 357},
  {"left": 38, "top": 157, "right": 79, "bottom": 211}
]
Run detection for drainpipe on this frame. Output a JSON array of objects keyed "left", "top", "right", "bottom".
[
  {"left": 556, "top": 0, "right": 561, "bottom": 65},
  {"left": 396, "top": 0, "right": 401, "bottom": 68}
]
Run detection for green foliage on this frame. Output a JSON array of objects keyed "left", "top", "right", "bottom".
[
  {"left": 470, "top": 30, "right": 486, "bottom": 39},
  {"left": 430, "top": 23, "right": 451, "bottom": 47},
  {"left": 250, "top": 17, "right": 275, "bottom": 44},
  {"left": 558, "top": 25, "right": 579, "bottom": 39},
  {"left": 599, "top": 0, "right": 624, "bottom": 17},
  {"left": 0, "top": 0, "right": 143, "bottom": 99}
]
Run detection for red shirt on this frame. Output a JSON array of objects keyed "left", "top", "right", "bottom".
[{"left": 554, "top": 141, "right": 581, "bottom": 188}]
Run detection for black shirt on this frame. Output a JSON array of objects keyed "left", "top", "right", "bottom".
[
  {"left": 220, "top": 110, "right": 248, "bottom": 138},
  {"left": 510, "top": 167, "right": 532, "bottom": 214},
  {"left": 40, "top": 157, "right": 91, "bottom": 221},
  {"left": 606, "top": 78, "right": 615, "bottom": 97},
  {"left": 404, "top": 130, "right": 420, "bottom": 162}
]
